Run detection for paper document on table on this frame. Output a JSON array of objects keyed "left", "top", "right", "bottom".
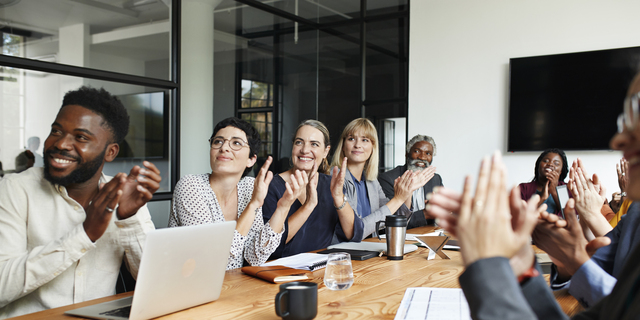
[
  {"left": 261, "top": 253, "right": 328, "bottom": 271},
  {"left": 380, "top": 231, "right": 442, "bottom": 241},
  {"left": 395, "top": 287, "right": 471, "bottom": 320}
]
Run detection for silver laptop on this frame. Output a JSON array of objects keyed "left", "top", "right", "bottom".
[{"left": 66, "top": 221, "right": 236, "bottom": 320}]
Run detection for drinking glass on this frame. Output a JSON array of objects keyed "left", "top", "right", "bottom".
[{"left": 323, "top": 252, "right": 354, "bottom": 290}]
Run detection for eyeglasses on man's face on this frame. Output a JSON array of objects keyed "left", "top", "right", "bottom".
[
  {"left": 209, "top": 137, "right": 249, "bottom": 151},
  {"left": 617, "top": 92, "right": 640, "bottom": 133}
]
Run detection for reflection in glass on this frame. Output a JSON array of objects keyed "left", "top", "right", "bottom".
[
  {"left": 2, "top": 33, "right": 23, "bottom": 57},
  {"left": 0, "top": 0, "right": 171, "bottom": 80},
  {"left": 0, "top": 69, "right": 172, "bottom": 192},
  {"left": 241, "top": 79, "right": 273, "bottom": 109},
  {"left": 241, "top": 112, "right": 272, "bottom": 158},
  {"left": 214, "top": 0, "right": 408, "bottom": 171},
  {"left": 116, "top": 92, "right": 167, "bottom": 159},
  {"left": 365, "top": 18, "right": 408, "bottom": 101}
]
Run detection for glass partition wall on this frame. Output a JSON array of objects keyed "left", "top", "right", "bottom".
[
  {"left": 214, "top": 0, "right": 409, "bottom": 174},
  {"left": 0, "top": 0, "right": 178, "bottom": 227},
  {"left": 0, "top": 0, "right": 407, "bottom": 226}
]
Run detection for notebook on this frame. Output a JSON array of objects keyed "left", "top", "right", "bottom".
[
  {"left": 317, "top": 248, "right": 379, "bottom": 260},
  {"left": 261, "top": 252, "right": 328, "bottom": 271},
  {"left": 241, "top": 266, "right": 310, "bottom": 283},
  {"left": 65, "top": 221, "right": 236, "bottom": 320}
]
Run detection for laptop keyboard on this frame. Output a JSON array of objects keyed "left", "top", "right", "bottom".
[{"left": 100, "top": 305, "right": 131, "bottom": 318}]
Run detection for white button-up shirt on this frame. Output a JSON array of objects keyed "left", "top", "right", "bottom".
[{"left": 0, "top": 167, "right": 155, "bottom": 318}]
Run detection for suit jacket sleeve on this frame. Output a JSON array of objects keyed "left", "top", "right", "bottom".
[
  {"left": 459, "top": 257, "right": 567, "bottom": 320},
  {"left": 378, "top": 169, "right": 396, "bottom": 199}
]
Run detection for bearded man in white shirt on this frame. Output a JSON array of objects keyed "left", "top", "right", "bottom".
[{"left": 0, "top": 86, "right": 161, "bottom": 318}]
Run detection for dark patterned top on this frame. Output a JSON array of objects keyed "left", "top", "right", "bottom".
[{"left": 169, "top": 174, "right": 283, "bottom": 270}]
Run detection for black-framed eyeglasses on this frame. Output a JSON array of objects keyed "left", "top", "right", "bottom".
[
  {"left": 617, "top": 92, "right": 640, "bottom": 133},
  {"left": 209, "top": 137, "right": 249, "bottom": 151}
]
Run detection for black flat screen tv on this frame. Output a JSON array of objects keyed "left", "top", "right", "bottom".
[
  {"left": 115, "top": 91, "right": 168, "bottom": 159},
  {"left": 508, "top": 46, "right": 640, "bottom": 151}
]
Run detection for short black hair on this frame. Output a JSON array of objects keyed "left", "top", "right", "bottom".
[
  {"left": 211, "top": 117, "right": 261, "bottom": 176},
  {"left": 533, "top": 148, "right": 568, "bottom": 182},
  {"left": 61, "top": 86, "right": 130, "bottom": 144}
]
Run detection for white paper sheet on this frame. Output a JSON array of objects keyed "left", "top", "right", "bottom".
[
  {"left": 261, "top": 253, "right": 328, "bottom": 270},
  {"left": 395, "top": 288, "right": 471, "bottom": 320}
]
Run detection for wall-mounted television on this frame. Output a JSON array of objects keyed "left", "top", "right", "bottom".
[
  {"left": 508, "top": 46, "right": 640, "bottom": 151},
  {"left": 116, "top": 91, "right": 168, "bottom": 159}
]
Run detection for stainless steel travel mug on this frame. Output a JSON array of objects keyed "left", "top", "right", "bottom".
[{"left": 376, "top": 215, "right": 407, "bottom": 260}]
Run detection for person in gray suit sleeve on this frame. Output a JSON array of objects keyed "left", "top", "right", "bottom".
[
  {"left": 330, "top": 119, "right": 432, "bottom": 241},
  {"left": 422, "top": 72, "right": 640, "bottom": 320},
  {"left": 428, "top": 154, "right": 640, "bottom": 319},
  {"left": 379, "top": 135, "right": 441, "bottom": 229}
]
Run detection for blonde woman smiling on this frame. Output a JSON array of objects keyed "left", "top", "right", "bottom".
[{"left": 331, "top": 118, "right": 432, "bottom": 239}]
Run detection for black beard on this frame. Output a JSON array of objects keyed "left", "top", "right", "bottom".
[{"left": 44, "top": 148, "right": 106, "bottom": 187}]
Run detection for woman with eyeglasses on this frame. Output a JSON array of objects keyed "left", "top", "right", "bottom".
[
  {"left": 169, "top": 117, "right": 292, "bottom": 270},
  {"left": 330, "top": 118, "right": 431, "bottom": 239},
  {"left": 261, "top": 120, "right": 364, "bottom": 259}
]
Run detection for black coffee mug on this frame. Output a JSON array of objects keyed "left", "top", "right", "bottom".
[{"left": 275, "top": 282, "right": 317, "bottom": 320}]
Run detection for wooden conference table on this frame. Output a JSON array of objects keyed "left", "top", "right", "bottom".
[{"left": 14, "top": 226, "right": 581, "bottom": 319}]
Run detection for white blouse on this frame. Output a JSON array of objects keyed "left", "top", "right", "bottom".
[{"left": 169, "top": 174, "right": 283, "bottom": 270}]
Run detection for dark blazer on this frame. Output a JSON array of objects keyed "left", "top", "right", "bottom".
[
  {"left": 460, "top": 242, "right": 640, "bottom": 320},
  {"left": 550, "top": 202, "right": 640, "bottom": 307},
  {"left": 378, "top": 164, "right": 443, "bottom": 229}
]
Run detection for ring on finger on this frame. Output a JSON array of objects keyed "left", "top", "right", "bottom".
[
  {"left": 622, "top": 173, "right": 626, "bottom": 176},
  {"left": 475, "top": 200, "right": 484, "bottom": 208},
  {"left": 105, "top": 206, "right": 115, "bottom": 212}
]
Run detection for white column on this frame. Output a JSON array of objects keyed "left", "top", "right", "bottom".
[
  {"left": 58, "top": 24, "right": 89, "bottom": 95},
  {"left": 180, "top": 0, "right": 222, "bottom": 176}
]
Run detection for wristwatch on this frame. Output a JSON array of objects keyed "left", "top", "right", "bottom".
[{"left": 334, "top": 195, "right": 347, "bottom": 210}]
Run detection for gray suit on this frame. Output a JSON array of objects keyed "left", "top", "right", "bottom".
[
  {"left": 378, "top": 164, "right": 443, "bottom": 229},
  {"left": 336, "top": 167, "right": 411, "bottom": 241},
  {"left": 459, "top": 242, "right": 640, "bottom": 320}
]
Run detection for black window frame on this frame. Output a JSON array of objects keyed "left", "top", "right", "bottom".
[{"left": 0, "top": 0, "right": 181, "bottom": 201}]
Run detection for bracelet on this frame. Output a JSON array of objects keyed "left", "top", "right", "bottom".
[
  {"left": 621, "top": 192, "right": 627, "bottom": 197},
  {"left": 334, "top": 195, "right": 347, "bottom": 210}
]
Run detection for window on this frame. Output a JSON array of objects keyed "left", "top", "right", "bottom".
[
  {"left": 240, "top": 112, "right": 273, "bottom": 158},
  {"left": 215, "top": 0, "right": 409, "bottom": 172},
  {"left": 0, "top": 0, "right": 179, "bottom": 201},
  {"left": 239, "top": 80, "right": 274, "bottom": 158},
  {"left": 241, "top": 80, "right": 274, "bottom": 108}
]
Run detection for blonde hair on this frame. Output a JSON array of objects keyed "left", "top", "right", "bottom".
[
  {"left": 292, "top": 120, "right": 331, "bottom": 175},
  {"left": 331, "top": 118, "right": 379, "bottom": 181}
]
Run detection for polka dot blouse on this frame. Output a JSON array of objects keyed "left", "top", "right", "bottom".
[{"left": 168, "top": 174, "right": 283, "bottom": 270}]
